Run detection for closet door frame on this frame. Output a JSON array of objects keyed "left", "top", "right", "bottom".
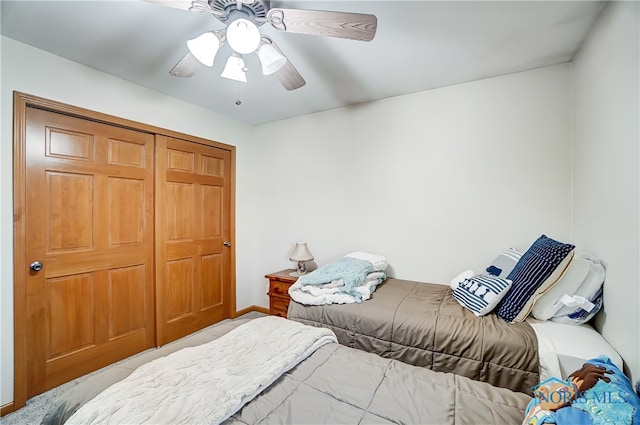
[{"left": 12, "top": 92, "right": 236, "bottom": 411}]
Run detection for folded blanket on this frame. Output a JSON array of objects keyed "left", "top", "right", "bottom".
[
  {"left": 289, "top": 253, "right": 387, "bottom": 305},
  {"left": 66, "top": 317, "right": 337, "bottom": 425},
  {"left": 299, "top": 272, "right": 384, "bottom": 296},
  {"left": 297, "top": 257, "right": 375, "bottom": 291}
]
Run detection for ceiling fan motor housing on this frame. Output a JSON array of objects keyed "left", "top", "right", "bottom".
[{"left": 210, "top": 0, "right": 269, "bottom": 26}]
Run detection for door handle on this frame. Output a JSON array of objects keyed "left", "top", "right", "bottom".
[
  {"left": 223, "top": 241, "right": 231, "bottom": 247},
  {"left": 29, "top": 261, "right": 43, "bottom": 272}
]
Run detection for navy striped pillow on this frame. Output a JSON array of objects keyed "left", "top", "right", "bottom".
[
  {"left": 497, "top": 235, "right": 575, "bottom": 323},
  {"left": 452, "top": 275, "right": 512, "bottom": 317}
]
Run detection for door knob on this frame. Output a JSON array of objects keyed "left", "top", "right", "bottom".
[
  {"left": 223, "top": 241, "right": 231, "bottom": 247},
  {"left": 29, "top": 261, "right": 43, "bottom": 272}
]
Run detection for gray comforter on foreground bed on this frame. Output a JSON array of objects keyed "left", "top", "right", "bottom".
[
  {"left": 42, "top": 319, "right": 530, "bottom": 425},
  {"left": 289, "top": 278, "right": 540, "bottom": 394}
]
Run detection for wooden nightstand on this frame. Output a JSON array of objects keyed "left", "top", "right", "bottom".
[{"left": 266, "top": 269, "right": 299, "bottom": 318}]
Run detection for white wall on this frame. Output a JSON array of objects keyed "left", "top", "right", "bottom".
[
  {"left": 251, "top": 65, "right": 574, "bottom": 307},
  {"left": 3, "top": 2, "right": 637, "bottom": 407},
  {"left": 0, "top": 36, "right": 256, "bottom": 406},
  {"left": 572, "top": 1, "right": 640, "bottom": 382}
]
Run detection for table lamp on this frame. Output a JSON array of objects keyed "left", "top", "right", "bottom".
[{"left": 289, "top": 242, "right": 314, "bottom": 276}]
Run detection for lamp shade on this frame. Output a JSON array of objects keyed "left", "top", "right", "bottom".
[
  {"left": 226, "top": 18, "right": 261, "bottom": 54},
  {"left": 187, "top": 32, "right": 220, "bottom": 67},
  {"left": 289, "top": 242, "right": 314, "bottom": 262},
  {"left": 220, "top": 55, "right": 247, "bottom": 82},
  {"left": 258, "top": 43, "right": 287, "bottom": 75}
]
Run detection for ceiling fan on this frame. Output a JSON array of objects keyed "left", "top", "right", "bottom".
[{"left": 149, "top": 0, "right": 377, "bottom": 90}]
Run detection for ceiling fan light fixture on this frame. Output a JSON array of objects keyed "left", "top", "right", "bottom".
[
  {"left": 226, "top": 18, "right": 261, "bottom": 54},
  {"left": 221, "top": 54, "right": 248, "bottom": 82},
  {"left": 186, "top": 31, "right": 220, "bottom": 67},
  {"left": 258, "top": 43, "right": 287, "bottom": 75}
]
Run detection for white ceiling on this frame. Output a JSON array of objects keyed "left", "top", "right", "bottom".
[{"left": 1, "top": 0, "right": 607, "bottom": 125}]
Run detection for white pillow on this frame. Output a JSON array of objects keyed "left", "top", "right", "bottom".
[
  {"left": 552, "top": 257, "right": 605, "bottom": 318},
  {"left": 531, "top": 257, "right": 591, "bottom": 320},
  {"left": 449, "top": 269, "right": 474, "bottom": 290},
  {"left": 344, "top": 252, "right": 387, "bottom": 271},
  {"left": 452, "top": 274, "right": 512, "bottom": 317}
]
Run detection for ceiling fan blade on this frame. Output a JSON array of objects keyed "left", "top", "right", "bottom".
[
  {"left": 271, "top": 41, "right": 307, "bottom": 90},
  {"left": 169, "top": 52, "right": 201, "bottom": 77},
  {"left": 145, "top": 0, "right": 193, "bottom": 11},
  {"left": 276, "top": 62, "right": 305, "bottom": 91},
  {"left": 267, "top": 8, "right": 377, "bottom": 42},
  {"left": 268, "top": 41, "right": 305, "bottom": 91}
]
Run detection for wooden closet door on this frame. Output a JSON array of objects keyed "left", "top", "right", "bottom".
[
  {"left": 24, "top": 107, "right": 155, "bottom": 397},
  {"left": 155, "top": 135, "right": 232, "bottom": 345}
]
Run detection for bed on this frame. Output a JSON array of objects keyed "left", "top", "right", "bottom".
[
  {"left": 42, "top": 317, "right": 531, "bottom": 425},
  {"left": 41, "top": 316, "right": 640, "bottom": 425},
  {"left": 288, "top": 278, "right": 623, "bottom": 395},
  {"left": 287, "top": 237, "right": 620, "bottom": 395},
  {"left": 289, "top": 277, "right": 540, "bottom": 394}
]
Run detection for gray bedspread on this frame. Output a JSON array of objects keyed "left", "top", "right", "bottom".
[
  {"left": 228, "top": 343, "right": 530, "bottom": 424},
  {"left": 42, "top": 318, "right": 531, "bottom": 425},
  {"left": 288, "top": 278, "right": 540, "bottom": 394}
]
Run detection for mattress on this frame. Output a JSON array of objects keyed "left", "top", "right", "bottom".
[
  {"left": 527, "top": 318, "right": 623, "bottom": 380},
  {"left": 288, "top": 277, "right": 540, "bottom": 393},
  {"left": 41, "top": 318, "right": 531, "bottom": 425}
]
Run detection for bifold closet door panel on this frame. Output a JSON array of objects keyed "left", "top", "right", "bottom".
[
  {"left": 24, "top": 107, "right": 155, "bottom": 397},
  {"left": 155, "top": 135, "right": 232, "bottom": 345}
]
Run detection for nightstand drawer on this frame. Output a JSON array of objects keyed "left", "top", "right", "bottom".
[
  {"left": 270, "top": 296, "right": 290, "bottom": 318},
  {"left": 265, "top": 269, "right": 298, "bottom": 319},
  {"left": 270, "top": 281, "right": 292, "bottom": 296}
]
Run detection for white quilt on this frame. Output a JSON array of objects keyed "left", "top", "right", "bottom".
[{"left": 67, "top": 317, "right": 337, "bottom": 425}]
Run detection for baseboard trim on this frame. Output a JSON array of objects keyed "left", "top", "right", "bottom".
[
  {"left": 1, "top": 402, "right": 15, "bottom": 416},
  {"left": 234, "top": 305, "right": 269, "bottom": 318}
]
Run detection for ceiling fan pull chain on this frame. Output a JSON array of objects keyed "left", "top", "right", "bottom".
[
  {"left": 267, "top": 9, "right": 286, "bottom": 32},
  {"left": 235, "top": 85, "right": 242, "bottom": 106}
]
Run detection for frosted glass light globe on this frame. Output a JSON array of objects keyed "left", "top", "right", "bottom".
[
  {"left": 187, "top": 32, "right": 220, "bottom": 67},
  {"left": 226, "top": 18, "right": 261, "bottom": 55}
]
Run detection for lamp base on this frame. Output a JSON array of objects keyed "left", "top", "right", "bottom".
[{"left": 289, "top": 261, "right": 307, "bottom": 277}]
